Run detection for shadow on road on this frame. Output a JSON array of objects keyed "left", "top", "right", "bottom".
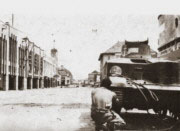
[
  {"left": 120, "top": 112, "right": 177, "bottom": 130},
  {"left": 78, "top": 111, "right": 95, "bottom": 131},
  {"left": 78, "top": 111, "right": 180, "bottom": 131}
]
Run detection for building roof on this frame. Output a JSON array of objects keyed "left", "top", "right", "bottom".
[
  {"left": 92, "top": 70, "right": 98, "bottom": 73},
  {"left": 99, "top": 39, "right": 153, "bottom": 60},
  {"left": 98, "top": 41, "right": 124, "bottom": 60},
  {"left": 91, "top": 70, "right": 100, "bottom": 74},
  {"left": 58, "top": 66, "right": 73, "bottom": 78},
  {"left": 88, "top": 70, "right": 100, "bottom": 77},
  {"left": 105, "top": 41, "right": 124, "bottom": 53}
]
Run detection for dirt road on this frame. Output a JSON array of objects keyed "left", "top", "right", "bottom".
[
  {"left": 0, "top": 87, "right": 178, "bottom": 131},
  {"left": 0, "top": 87, "right": 95, "bottom": 131}
]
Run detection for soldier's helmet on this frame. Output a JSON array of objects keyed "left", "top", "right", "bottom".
[{"left": 100, "top": 77, "right": 112, "bottom": 88}]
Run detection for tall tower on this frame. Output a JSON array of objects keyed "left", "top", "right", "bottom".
[{"left": 51, "top": 48, "right": 58, "bottom": 66}]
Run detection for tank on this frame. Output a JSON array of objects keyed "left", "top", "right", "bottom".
[{"left": 102, "top": 57, "right": 180, "bottom": 120}]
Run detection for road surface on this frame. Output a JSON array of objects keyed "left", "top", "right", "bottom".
[
  {"left": 0, "top": 87, "right": 178, "bottom": 131},
  {"left": 0, "top": 87, "right": 95, "bottom": 131}
]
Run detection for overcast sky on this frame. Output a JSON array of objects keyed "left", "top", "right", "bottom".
[{"left": 0, "top": 0, "right": 179, "bottom": 79}]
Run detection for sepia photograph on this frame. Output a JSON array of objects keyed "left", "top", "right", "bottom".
[{"left": 0, "top": 0, "right": 180, "bottom": 130}]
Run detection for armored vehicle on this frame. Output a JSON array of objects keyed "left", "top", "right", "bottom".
[{"left": 102, "top": 58, "right": 180, "bottom": 119}]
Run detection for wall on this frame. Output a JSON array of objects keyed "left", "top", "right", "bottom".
[
  {"left": 158, "top": 15, "right": 180, "bottom": 48},
  {"left": 43, "top": 55, "right": 57, "bottom": 78},
  {"left": 158, "top": 15, "right": 180, "bottom": 60}
]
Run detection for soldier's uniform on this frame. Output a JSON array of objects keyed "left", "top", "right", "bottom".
[{"left": 91, "top": 87, "right": 126, "bottom": 130}]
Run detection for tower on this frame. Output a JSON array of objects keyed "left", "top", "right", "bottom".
[{"left": 51, "top": 48, "right": 58, "bottom": 66}]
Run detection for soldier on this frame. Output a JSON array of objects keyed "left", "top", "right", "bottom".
[{"left": 91, "top": 76, "right": 126, "bottom": 130}]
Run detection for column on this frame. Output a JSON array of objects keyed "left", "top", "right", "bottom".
[
  {"left": 23, "top": 44, "right": 28, "bottom": 90},
  {"left": 41, "top": 78, "right": 44, "bottom": 88},
  {"left": 5, "top": 25, "right": 10, "bottom": 91},
  {"left": 38, "top": 48, "right": 41, "bottom": 89},
  {"left": 15, "top": 75, "right": 18, "bottom": 90},
  {"left": 23, "top": 77, "right": 27, "bottom": 90},
  {"left": 15, "top": 36, "right": 19, "bottom": 90},
  {"left": 31, "top": 43, "right": 34, "bottom": 89}
]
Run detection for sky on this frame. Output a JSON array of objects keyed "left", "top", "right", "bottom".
[{"left": 0, "top": 0, "right": 179, "bottom": 80}]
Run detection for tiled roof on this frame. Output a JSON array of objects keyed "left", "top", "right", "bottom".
[
  {"left": 98, "top": 40, "right": 154, "bottom": 60},
  {"left": 105, "top": 41, "right": 124, "bottom": 53},
  {"left": 98, "top": 41, "right": 124, "bottom": 60}
]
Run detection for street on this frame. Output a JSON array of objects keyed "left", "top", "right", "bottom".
[
  {"left": 0, "top": 86, "right": 179, "bottom": 131},
  {"left": 0, "top": 87, "right": 95, "bottom": 131}
]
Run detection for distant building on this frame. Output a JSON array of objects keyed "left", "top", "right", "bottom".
[
  {"left": 43, "top": 48, "right": 59, "bottom": 88},
  {"left": 0, "top": 21, "right": 46, "bottom": 90},
  {"left": 88, "top": 70, "right": 100, "bottom": 86},
  {"left": 98, "top": 40, "right": 157, "bottom": 80},
  {"left": 58, "top": 65, "right": 73, "bottom": 86},
  {"left": 0, "top": 21, "right": 59, "bottom": 91},
  {"left": 158, "top": 15, "right": 180, "bottom": 61}
]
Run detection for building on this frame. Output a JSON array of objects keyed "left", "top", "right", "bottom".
[
  {"left": 98, "top": 40, "right": 157, "bottom": 80},
  {"left": 22, "top": 37, "right": 44, "bottom": 90},
  {"left": 0, "top": 22, "right": 19, "bottom": 90},
  {"left": 158, "top": 15, "right": 180, "bottom": 61},
  {"left": 43, "top": 48, "right": 59, "bottom": 88},
  {"left": 0, "top": 21, "right": 59, "bottom": 91},
  {"left": 88, "top": 70, "right": 100, "bottom": 87},
  {"left": 57, "top": 65, "right": 73, "bottom": 86},
  {"left": 0, "top": 22, "right": 45, "bottom": 90}
]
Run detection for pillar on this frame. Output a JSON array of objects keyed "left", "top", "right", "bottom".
[
  {"left": 15, "top": 34, "right": 19, "bottom": 90},
  {"left": 32, "top": 43, "right": 34, "bottom": 89},
  {"left": 23, "top": 77, "right": 27, "bottom": 90},
  {"left": 5, "top": 28, "right": 10, "bottom": 91},
  {"left": 15, "top": 76, "right": 18, "bottom": 90}
]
